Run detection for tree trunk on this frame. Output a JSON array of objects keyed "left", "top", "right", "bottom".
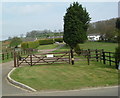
[{"left": 70, "top": 49, "right": 74, "bottom": 65}]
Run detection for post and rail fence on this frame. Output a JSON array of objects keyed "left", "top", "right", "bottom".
[{"left": 1, "top": 48, "right": 119, "bottom": 69}]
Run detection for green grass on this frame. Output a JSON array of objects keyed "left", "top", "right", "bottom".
[
  {"left": 79, "top": 42, "right": 118, "bottom": 52},
  {"left": 54, "top": 42, "right": 118, "bottom": 52},
  {"left": 11, "top": 59, "right": 118, "bottom": 91},
  {"left": 37, "top": 44, "right": 59, "bottom": 50}
]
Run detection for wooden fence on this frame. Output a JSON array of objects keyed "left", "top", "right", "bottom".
[
  {"left": 14, "top": 51, "right": 71, "bottom": 67},
  {"left": 1, "top": 48, "right": 38, "bottom": 61},
  {"left": 79, "top": 49, "right": 120, "bottom": 69},
  {"left": 101, "top": 51, "right": 120, "bottom": 68}
]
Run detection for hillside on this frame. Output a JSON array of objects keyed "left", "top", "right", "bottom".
[{"left": 87, "top": 18, "right": 118, "bottom": 42}]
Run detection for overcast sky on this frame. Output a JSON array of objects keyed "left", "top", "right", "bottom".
[{"left": 1, "top": 2, "right": 118, "bottom": 40}]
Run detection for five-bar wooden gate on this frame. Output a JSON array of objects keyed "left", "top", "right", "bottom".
[{"left": 14, "top": 51, "right": 71, "bottom": 67}]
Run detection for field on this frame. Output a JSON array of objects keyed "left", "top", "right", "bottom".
[
  {"left": 54, "top": 42, "right": 118, "bottom": 52},
  {"left": 11, "top": 59, "right": 118, "bottom": 91}
]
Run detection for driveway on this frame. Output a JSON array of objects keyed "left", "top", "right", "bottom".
[{"left": 2, "top": 61, "right": 29, "bottom": 96}]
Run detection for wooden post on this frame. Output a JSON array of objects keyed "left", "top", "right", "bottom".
[
  {"left": 87, "top": 49, "right": 90, "bottom": 65},
  {"left": 30, "top": 54, "right": 32, "bottom": 66},
  {"left": 95, "top": 49, "right": 98, "bottom": 62},
  {"left": 69, "top": 51, "right": 71, "bottom": 64},
  {"left": 115, "top": 58, "right": 118, "bottom": 69},
  {"left": 109, "top": 52, "right": 111, "bottom": 66},
  {"left": 14, "top": 52, "right": 17, "bottom": 67},
  {"left": 7, "top": 52, "right": 9, "bottom": 59},
  {"left": 17, "top": 54, "right": 19, "bottom": 67},
  {"left": 100, "top": 50, "right": 102, "bottom": 62},
  {"left": 2, "top": 54, "right": 4, "bottom": 61},
  {"left": 70, "top": 49, "right": 74, "bottom": 65},
  {"left": 102, "top": 50, "right": 106, "bottom": 64}
]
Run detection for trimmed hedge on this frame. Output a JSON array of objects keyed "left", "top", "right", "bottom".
[
  {"left": 54, "top": 38, "right": 63, "bottom": 43},
  {"left": 21, "top": 42, "right": 29, "bottom": 49},
  {"left": 21, "top": 39, "right": 55, "bottom": 49},
  {"left": 21, "top": 40, "right": 39, "bottom": 49},
  {"left": 39, "top": 39, "right": 54, "bottom": 45},
  {"left": 28, "top": 40, "right": 39, "bottom": 49}
]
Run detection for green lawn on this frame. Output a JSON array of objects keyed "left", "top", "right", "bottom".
[
  {"left": 79, "top": 42, "right": 118, "bottom": 52},
  {"left": 11, "top": 59, "right": 118, "bottom": 91},
  {"left": 54, "top": 42, "right": 118, "bottom": 52},
  {"left": 37, "top": 44, "right": 59, "bottom": 50}
]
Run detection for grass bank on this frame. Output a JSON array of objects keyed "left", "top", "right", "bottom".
[{"left": 10, "top": 59, "right": 118, "bottom": 91}]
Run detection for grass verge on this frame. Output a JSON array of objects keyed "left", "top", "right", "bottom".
[{"left": 10, "top": 59, "right": 118, "bottom": 91}]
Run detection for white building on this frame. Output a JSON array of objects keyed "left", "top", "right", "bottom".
[{"left": 87, "top": 34, "right": 100, "bottom": 41}]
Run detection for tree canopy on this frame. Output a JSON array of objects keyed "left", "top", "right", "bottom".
[
  {"left": 115, "top": 17, "right": 120, "bottom": 64},
  {"left": 9, "top": 37, "right": 22, "bottom": 48},
  {"left": 63, "top": 2, "right": 90, "bottom": 49}
]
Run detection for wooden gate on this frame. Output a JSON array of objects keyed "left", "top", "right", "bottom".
[{"left": 14, "top": 51, "right": 71, "bottom": 67}]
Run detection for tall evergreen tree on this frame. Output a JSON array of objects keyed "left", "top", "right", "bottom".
[
  {"left": 115, "top": 18, "right": 120, "bottom": 69},
  {"left": 63, "top": 2, "right": 90, "bottom": 64}
]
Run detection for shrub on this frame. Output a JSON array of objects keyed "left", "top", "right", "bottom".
[
  {"left": 28, "top": 40, "right": 39, "bottom": 49},
  {"left": 21, "top": 42, "right": 29, "bottom": 49},
  {"left": 74, "top": 44, "right": 81, "bottom": 55},
  {"left": 21, "top": 40, "right": 39, "bottom": 49},
  {"left": 39, "top": 39, "right": 54, "bottom": 45},
  {"left": 54, "top": 38, "right": 63, "bottom": 43}
]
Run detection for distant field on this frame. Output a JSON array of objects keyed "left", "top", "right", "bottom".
[
  {"left": 54, "top": 42, "right": 118, "bottom": 52},
  {"left": 79, "top": 42, "right": 117, "bottom": 52}
]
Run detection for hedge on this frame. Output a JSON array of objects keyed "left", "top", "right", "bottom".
[
  {"left": 39, "top": 39, "right": 54, "bottom": 45},
  {"left": 54, "top": 38, "right": 63, "bottom": 43},
  {"left": 28, "top": 40, "right": 39, "bottom": 49},
  {"left": 21, "top": 42, "right": 29, "bottom": 49},
  {"left": 21, "top": 40, "right": 39, "bottom": 49}
]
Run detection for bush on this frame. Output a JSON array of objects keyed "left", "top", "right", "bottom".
[
  {"left": 28, "top": 40, "right": 39, "bottom": 49},
  {"left": 39, "top": 39, "right": 54, "bottom": 45},
  {"left": 74, "top": 44, "right": 81, "bottom": 55},
  {"left": 54, "top": 38, "right": 63, "bottom": 43},
  {"left": 21, "top": 42, "right": 29, "bottom": 49},
  {"left": 21, "top": 40, "right": 39, "bottom": 49}
]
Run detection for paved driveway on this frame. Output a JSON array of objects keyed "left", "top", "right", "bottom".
[{"left": 2, "top": 61, "right": 29, "bottom": 96}]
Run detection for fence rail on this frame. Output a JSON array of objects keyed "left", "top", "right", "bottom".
[
  {"left": 78, "top": 49, "right": 120, "bottom": 69},
  {"left": 14, "top": 51, "right": 71, "bottom": 67},
  {"left": 1, "top": 48, "right": 38, "bottom": 62}
]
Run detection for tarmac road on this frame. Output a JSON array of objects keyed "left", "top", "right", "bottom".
[{"left": 2, "top": 60, "right": 119, "bottom": 96}]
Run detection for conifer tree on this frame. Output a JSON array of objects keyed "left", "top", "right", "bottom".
[{"left": 63, "top": 2, "right": 90, "bottom": 64}]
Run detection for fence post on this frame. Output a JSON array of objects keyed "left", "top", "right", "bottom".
[
  {"left": 7, "top": 52, "right": 9, "bottom": 59},
  {"left": 2, "top": 54, "right": 4, "bottom": 61},
  {"left": 87, "top": 49, "right": 90, "bottom": 65},
  {"left": 95, "top": 49, "right": 98, "bottom": 62},
  {"left": 115, "top": 58, "right": 118, "bottom": 69},
  {"left": 109, "top": 52, "right": 111, "bottom": 66},
  {"left": 102, "top": 50, "right": 106, "bottom": 64},
  {"left": 14, "top": 52, "right": 17, "bottom": 67},
  {"left": 30, "top": 54, "right": 32, "bottom": 66},
  {"left": 69, "top": 51, "right": 71, "bottom": 64}
]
